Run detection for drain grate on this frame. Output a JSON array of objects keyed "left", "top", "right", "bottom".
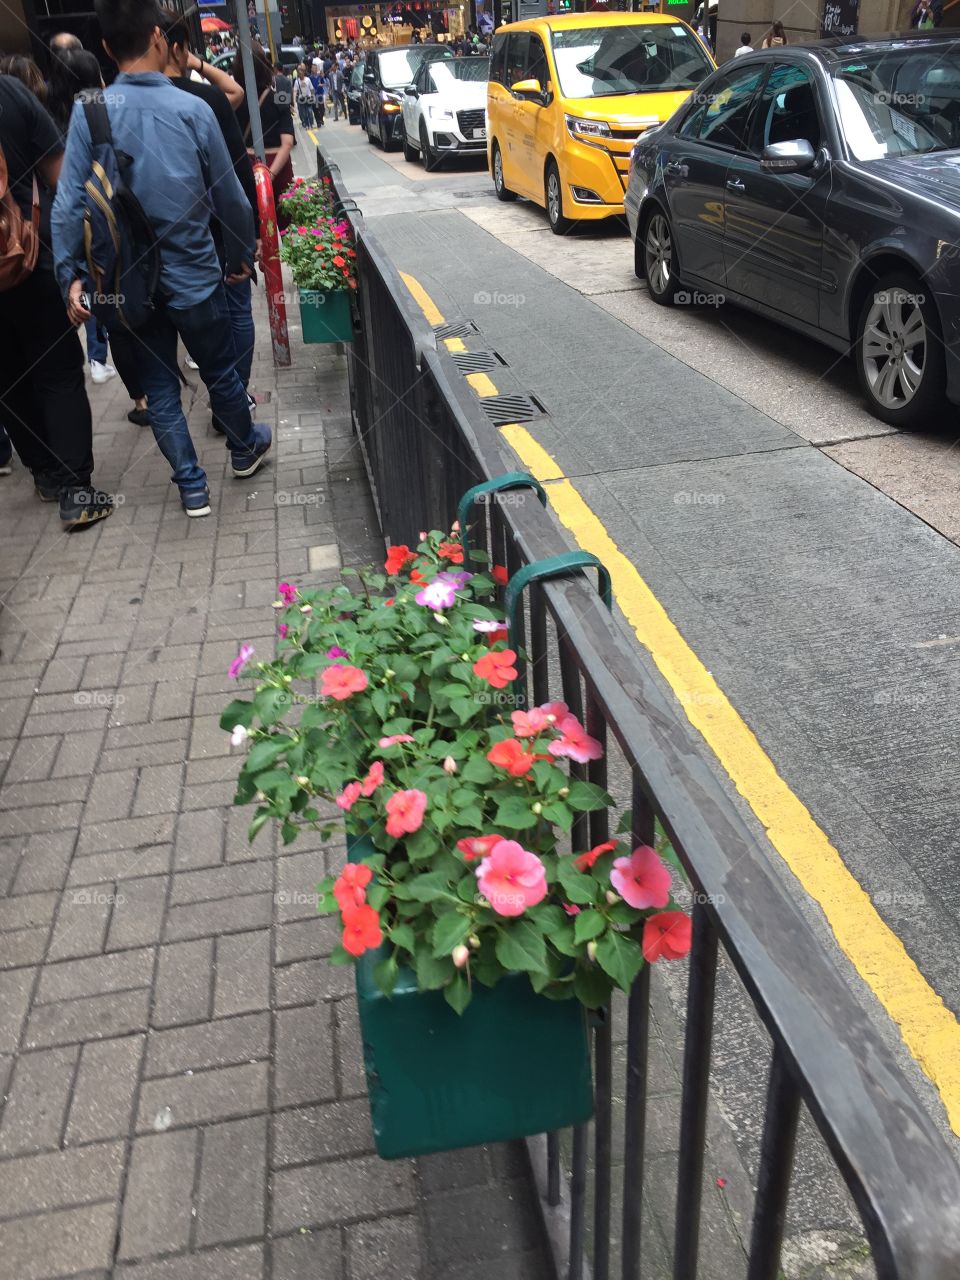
[
  {"left": 479, "top": 393, "right": 547, "bottom": 426},
  {"left": 451, "top": 350, "right": 505, "bottom": 374},
  {"left": 435, "top": 320, "right": 479, "bottom": 340}
]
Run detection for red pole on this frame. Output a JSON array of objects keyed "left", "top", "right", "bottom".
[{"left": 254, "top": 160, "right": 292, "bottom": 368}]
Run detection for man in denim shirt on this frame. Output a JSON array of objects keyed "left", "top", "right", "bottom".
[{"left": 52, "top": 0, "right": 271, "bottom": 518}]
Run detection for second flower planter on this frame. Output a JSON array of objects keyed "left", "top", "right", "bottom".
[{"left": 299, "top": 289, "right": 353, "bottom": 344}]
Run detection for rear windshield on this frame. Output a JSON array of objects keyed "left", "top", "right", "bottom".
[{"left": 550, "top": 23, "right": 712, "bottom": 98}]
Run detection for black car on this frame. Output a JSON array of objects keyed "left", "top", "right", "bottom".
[
  {"left": 347, "top": 62, "right": 365, "bottom": 125},
  {"left": 362, "top": 45, "right": 453, "bottom": 150},
  {"left": 626, "top": 34, "right": 960, "bottom": 428}
]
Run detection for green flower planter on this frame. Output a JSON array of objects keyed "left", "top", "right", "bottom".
[
  {"left": 298, "top": 289, "right": 352, "bottom": 344},
  {"left": 347, "top": 835, "right": 594, "bottom": 1159}
]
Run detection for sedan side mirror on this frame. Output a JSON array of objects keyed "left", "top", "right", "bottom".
[
  {"left": 404, "top": 84, "right": 419, "bottom": 95},
  {"left": 761, "top": 139, "right": 817, "bottom": 174},
  {"left": 511, "top": 77, "right": 542, "bottom": 100}
]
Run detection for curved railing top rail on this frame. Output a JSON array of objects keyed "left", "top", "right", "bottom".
[{"left": 318, "top": 147, "right": 960, "bottom": 1277}]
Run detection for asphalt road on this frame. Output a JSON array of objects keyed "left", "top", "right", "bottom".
[{"left": 292, "top": 117, "right": 960, "bottom": 1251}]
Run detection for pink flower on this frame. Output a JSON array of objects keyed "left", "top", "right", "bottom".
[
  {"left": 511, "top": 707, "right": 551, "bottom": 737},
  {"left": 326, "top": 645, "right": 349, "bottom": 659},
  {"left": 610, "top": 846, "right": 671, "bottom": 910},
  {"left": 320, "top": 665, "right": 368, "bottom": 701},
  {"left": 473, "top": 619, "right": 504, "bottom": 634},
  {"left": 476, "top": 840, "right": 547, "bottom": 917},
  {"left": 385, "top": 789, "right": 427, "bottom": 838},
  {"left": 228, "top": 643, "right": 254, "bottom": 679},
  {"left": 379, "top": 734, "right": 414, "bottom": 748},
  {"left": 562, "top": 902, "right": 581, "bottom": 917},
  {"left": 336, "top": 781, "right": 362, "bottom": 812},
  {"left": 278, "top": 582, "right": 297, "bottom": 605},
  {"left": 549, "top": 714, "right": 603, "bottom": 764},
  {"left": 415, "top": 571, "right": 471, "bottom": 611},
  {"left": 277, "top": 624, "right": 289, "bottom": 639},
  {"left": 361, "top": 760, "right": 384, "bottom": 797},
  {"left": 539, "top": 700, "right": 569, "bottom": 723}
]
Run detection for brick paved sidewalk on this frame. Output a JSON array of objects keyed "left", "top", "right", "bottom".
[{"left": 0, "top": 285, "right": 553, "bottom": 1279}]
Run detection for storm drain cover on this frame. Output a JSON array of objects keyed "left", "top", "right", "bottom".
[
  {"left": 435, "top": 320, "right": 479, "bottom": 340},
  {"left": 451, "top": 350, "right": 506, "bottom": 374},
  {"left": 479, "top": 393, "right": 547, "bottom": 426}
]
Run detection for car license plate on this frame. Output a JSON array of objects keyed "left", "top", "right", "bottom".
[{"left": 473, "top": 127, "right": 486, "bottom": 139}]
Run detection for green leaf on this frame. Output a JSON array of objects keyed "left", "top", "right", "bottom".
[
  {"left": 541, "top": 800, "right": 573, "bottom": 831},
  {"left": 556, "top": 859, "right": 598, "bottom": 905},
  {"left": 253, "top": 686, "right": 293, "bottom": 726},
  {"left": 574, "top": 910, "right": 607, "bottom": 944},
  {"left": 407, "top": 872, "right": 453, "bottom": 903},
  {"left": 495, "top": 920, "right": 547, "bottom": 974},
  {"left": 431, "top": 911, "right": 473, "bottom": 958},
  {"left": 494, "top": 794, "right": 538, "bottom": 831},
  {"left": 574, "top": 963, "right": 613, "bottom": 1008},
  {"left": 550, "top": 922, "right": 580, "bottom": 957},
  {"left": 450, "top": 697, "right": 477, "bottom": 725},
  {"left": 220, "top": 699, "right": 254, "bottom": 731},
  {"left": 403, "top": 827, "right": 441, "bottom": 862},
  {"left": 366, "top": 882, "right": 390, "bottom": 912},
  {"left": 567, "top": 779, "right": 611, "bottom": 812},
  {"left": 415, "top": 946, "right": 453, "bottom": 990},
  {"left": 444, "top": 971, "right": 472, "bottom": 1014},
  {"left": 460, "top": 755, "right": 495, "bottom": 785},
  {"left": 596, "top": 930, "right": 645, "bottom": 993},
  {"left": 371, "top": 687, "right": 391, "bottom": 719},
  {"left": 373, "top": 952, "right": 398, "bottom": 997},
  {"left": 247, "top": 810, "right": 271, "bottom": 842},
  {"left": 616, "top": 808, "right": 633, "bottom": 834},
  {"left": 457, "top": 804, "right": 485, "bottom": 831},
  {"left": 328, "top": 942, "right": 353, "bottom": 968},
  {"left": 389, "top": 922, "right": 416, "bottom": 953}
]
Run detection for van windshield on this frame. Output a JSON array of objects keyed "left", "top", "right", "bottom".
[{"left": 550, "top": 24, "right": 712, "bottom": 98}]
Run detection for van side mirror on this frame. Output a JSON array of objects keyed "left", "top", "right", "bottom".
[{"left": 511, "top": 77, "right": 542, "bottom": 100}]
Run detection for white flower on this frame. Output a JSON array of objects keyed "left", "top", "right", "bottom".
[{"left": 230, "top": 724, "right": 249, "bottom": 746}]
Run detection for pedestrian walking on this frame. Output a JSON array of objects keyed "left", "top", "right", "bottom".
[
  {"left": 760, "top": 21, "right": 788, "bottom": 46},
  {"left": 159, "top": 6, "right": 259, "bottom": 438},
  {"left": 293, "top": 64, "right": 317, "bottom": 127},
  {"left": 53, "top": 0, "right": 271, "bottom": 520},
  {"left": 236, "top": 49, "right": 295, "bottom": 204},
  {"left": 733, "top": 31, "right": 754, "bottom": 55},
  {"left": 329, "top": 62, "right": 346, "bottom": 121},
  {"left": 309, "top": 65, "right": 326, "bottom": 126},
  {"left": 0, "top": 72, "right": 112, "bottom": 526}
]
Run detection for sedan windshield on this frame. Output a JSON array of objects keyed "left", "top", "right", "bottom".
[
  {"left": 378, "top": 48, "right": 451, "bottom": 89},
  {"left": 550, "top": 24, "right": 712, "bottom": 98},
  {"left": 431, "top": 58, "right": 491, "bottom": 85},
  {"left": 833, "top": 46, "right": 960, "bottom": 159}
]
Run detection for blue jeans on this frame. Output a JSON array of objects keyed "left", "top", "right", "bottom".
[
  {"left": 224, "top": 275, "right": 255, "bottom": 391},
  {"left": 85, "top": 317, "right": 108, "bottom": 364},
  {"left": 136, "top": 287, "right": 260, "bottom": 494}
]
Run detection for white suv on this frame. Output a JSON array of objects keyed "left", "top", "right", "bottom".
[{"left": 401, "top": 56, "right": 490, "bottom": 171}]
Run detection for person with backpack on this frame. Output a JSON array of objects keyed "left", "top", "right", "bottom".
[
  {"left": 293, "top": 63, "right": 317, "bottom": 128},
  {"left": 52, "top": 0, "right": 271, "bottom": 519},
  {"left": 0, "top": 70, "right": 113, "bottom": 527}
]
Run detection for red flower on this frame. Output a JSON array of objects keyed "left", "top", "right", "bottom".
[
  {"left": 574, "top": 840, "right": 618, "bottom": 872},
  {"left": 385, "top": 788, "right": 427, "bottom": 838},
  {"left": 438, "top": 540, "right": 464, "bottom": 564},
  {"left": 385, "top": 544, "right": 415, "bottom": 575},
  {"left": 334, "top": 862, "right": 372, "bottom": 911},
  {"left": 456, "top": 834, "right": 503, "bottom": 862},
  {"left": 342, "top": 903, "right": 382, "bottom": 957},
  {"left": 562, "top": 903, "right": 581, "bottom": 917},
  {"left": 487, "top": 737, "right": 536, "bottom": 777},
  {"left": 491, "top": 565, "right": 508, "bottom": 586},
  {"left": 360, "top": 760, "right": 384, "bottom": 797},
  {"left": 473, "top": 649, "right": 517, "bottom": 689},
  {"left": 409, "top": 569, "right": 425, "bottom": 584},
  {"left": 642, "top": 911, "right": 693, "bottom": 963},
  {"left": 333, "top": 254, "right": 346, "bottom": 268},
  {"left": 321, "top": 664, "right": 368, "bottom": 701}
]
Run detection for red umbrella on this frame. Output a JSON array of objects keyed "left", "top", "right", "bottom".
[{"left": 201, "top": 16, "right": 232, "bottom": 32}]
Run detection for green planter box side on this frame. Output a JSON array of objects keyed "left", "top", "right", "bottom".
[
  {"left": 346, "top": 834, "right": 594, "bottom": 1160},
  {"left": 298, "top": 289, "right": 353, "bottom": 344}
]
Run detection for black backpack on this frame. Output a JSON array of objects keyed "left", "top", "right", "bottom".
[{"left": 79, "top": 89, "right": 161, "bottom": 332}]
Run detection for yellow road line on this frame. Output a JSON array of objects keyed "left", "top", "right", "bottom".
[
  {"left": 466, "top": 372, "right": 499, "bottom": 397},
  {"left": 400, "top": 271, "right": 445, "bottom": 326},
  {"left": 307, "top": 128, "right": 319, "bottom": 147},
  {"left": 444, "top": 337, "right": 466, "bottom": 353},
  {"left": 398, "top": 268, "right": 960, "bottom": 1131}
]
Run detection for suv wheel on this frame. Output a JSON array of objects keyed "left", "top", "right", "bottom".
[
  {"left": 855, "top": 271, "right": 945, "bottom": 428},
  {"left": 420, "top": 122, "right": 439, "bottom": 171},
  {"left": 402, "top": 125, "right": 417, "bottom": 162},
  {"left": 642, "top": 208, "right": 679, "bottom": 305},
  {"left": 492, "top": 142, "right": 516, "bottom": 202},
  {"left": 546, "top": 159, "right": 572, "bottom": 235}
]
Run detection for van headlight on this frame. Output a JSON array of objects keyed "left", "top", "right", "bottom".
[{"left": 565, "top": 114, "right": 612, "bottom": 139}]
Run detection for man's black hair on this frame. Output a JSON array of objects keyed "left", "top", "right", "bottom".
[
  {"left": 95, "top": 0, "right": 163, "bottom": 63},
  {"left": 158, "top": 5, "right": 190, "bottom": 53}
]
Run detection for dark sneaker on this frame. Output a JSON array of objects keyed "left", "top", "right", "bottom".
[
  {"left": 181, "top": 487, "right": 211, "bottom": 518},
  {"left": 60, "top": 487, "right": 114, "bottom": 531},
  {"left": 127, "top": 408, "right": 150, "bottom": 427},
  {"left": 231, "top": 423, "right": 272, "bottom": 478},
  {"left": 33, "top": 471, "right": 60, "bottom": 502}
]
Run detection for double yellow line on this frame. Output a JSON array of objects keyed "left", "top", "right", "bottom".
[{"left": 403, "top": 270, "right": 960, "bottom": 1134}]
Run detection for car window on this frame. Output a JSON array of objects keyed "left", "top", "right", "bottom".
[
  {"left": 833, "top": 48, "right": 959, "bottom": 158},
  {"left": 753, "top": 63, "right": 822, "bottom": 153},
  {"left": 490, "top": 35, "right": 508, "bottom": 86},
  {"left": 679, "top": 63, "right": 764, "bottom": 149},
  {"left": 526, "top": 35, "right": 548, "bottom": 87},
  {"left": 424, "top": 67, "right": 439, "bottom": 94},
  {"left": 505, "top": 33, "right": 529, "bottom": 88}
]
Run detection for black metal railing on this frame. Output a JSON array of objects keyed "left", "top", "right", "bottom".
[{"left": 316, "top": 147, "right": 960, "bottom": 1280}]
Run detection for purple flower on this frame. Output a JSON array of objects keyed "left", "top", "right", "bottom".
[
  {"left": 415, "top": 571, "right": 471, "bottom": 611},
  {"left": 326, "top": 645, "right": 349, "bottom": 659},
  {"left": 228, "top": 643, "right": 254, "bottom": 679},
  {"left": 278, "top": 624, "right": 289, "bottom": 639},
  {"left": 278, "top": 582, "right": 297, "bottom": 605}
]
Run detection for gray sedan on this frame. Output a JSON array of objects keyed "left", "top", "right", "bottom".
[{"left": 625, "top": 34, "right": 960, "bottom": 428}]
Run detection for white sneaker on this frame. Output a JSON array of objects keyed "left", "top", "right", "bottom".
[
  {"left": 90, "top": 360, "right": 117, "bottom": 384},
  {"left": 185, "top": 356, "right": 199, "bottom": 370}
]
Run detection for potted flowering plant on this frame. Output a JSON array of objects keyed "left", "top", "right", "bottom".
[
  {"left": 278, "top": 178, "right": 356, "bottom": 345},
  {"left": 221, "top": 531, "right": 692, "bottom": 1158},
  {"left": 277, "top": 174, "right": 335, "bottom": 227}
]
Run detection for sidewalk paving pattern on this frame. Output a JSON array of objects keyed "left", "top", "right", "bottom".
[{"left": 0, "top": 280, "right": 553, "bottom": 1278}]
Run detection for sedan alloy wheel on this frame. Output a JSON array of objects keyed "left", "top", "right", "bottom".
[
  {"left": 643, "top": 211, "right": 678, "bottom": 305},
  {"left": 856, "top": 273, "right": 945, "bottom": 428}
]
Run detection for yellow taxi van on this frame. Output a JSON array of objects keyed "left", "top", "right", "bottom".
[{"left": 487, "top": 12, "right": 714, "bottom": 232}]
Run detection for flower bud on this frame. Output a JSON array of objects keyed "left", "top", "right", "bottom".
[
  {"left": 433, "top": 613, "right": 449, "bottom": 626},
  {"left": 443, "top": 756, "right": 457, "bottom": 774},
  {"left": 587, "top": 940, "right": 598, "bottom": 962},
  {"left": 468, "top": 934, "right": 481, "bottom": 949},
  {"left": 558, "top": 786, "right": 569, "bottom": 798},
  {"left": 283, "top": 674, "right": 292, "bottom": 683},
  {"left": 461, "top": 652, "right": 470, "bottom": 661},
  {"left": 452, "top": 944, "right": 469, "bottom": 968},
  {"left": 419, "top": 531, "right": 427, "bottom": 541},
  {"left": 271, "top": 600, "right": 283, "bottom": 610},
  {"left": 384, "top": 669, "right": 395, "bottom": 679},
  {"left": 531, "top": 802, "right": 542, "bottom": 816},
  {"left": 299, "top": 604, "right": 312, "bottom": 614},
  {"left": 295, "top": 775, "right": 310, "bottom": 787},
  {"left": 606, "top": 890, "right": 619, "bottom": 905}
]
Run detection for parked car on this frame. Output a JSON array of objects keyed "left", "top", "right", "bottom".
[
  {"left": 487, "top": 13, "right": 714, "bottom": 233},
  {"left": 626, "top": 34, "right": 960, "bottom": 428},
  {"left": 363, "top": 46, "right": 453, "bottom": 150},
  {"left": 402, "top": 56, "right": 491, "bottom": 170},
  {"left": 347, "top": 61, "right": 365, "bottom": 125}
]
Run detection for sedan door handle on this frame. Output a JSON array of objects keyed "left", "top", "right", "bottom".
[{"left": 726, "top": 177, "right": 745, "bottom": 192}]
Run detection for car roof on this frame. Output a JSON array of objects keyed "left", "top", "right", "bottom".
[
  {"left": 495, "top": 11, "right": 688, "bottom": 34},
  {"left": 735, "top": 31, "right": 960, "bottom": 63}
]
